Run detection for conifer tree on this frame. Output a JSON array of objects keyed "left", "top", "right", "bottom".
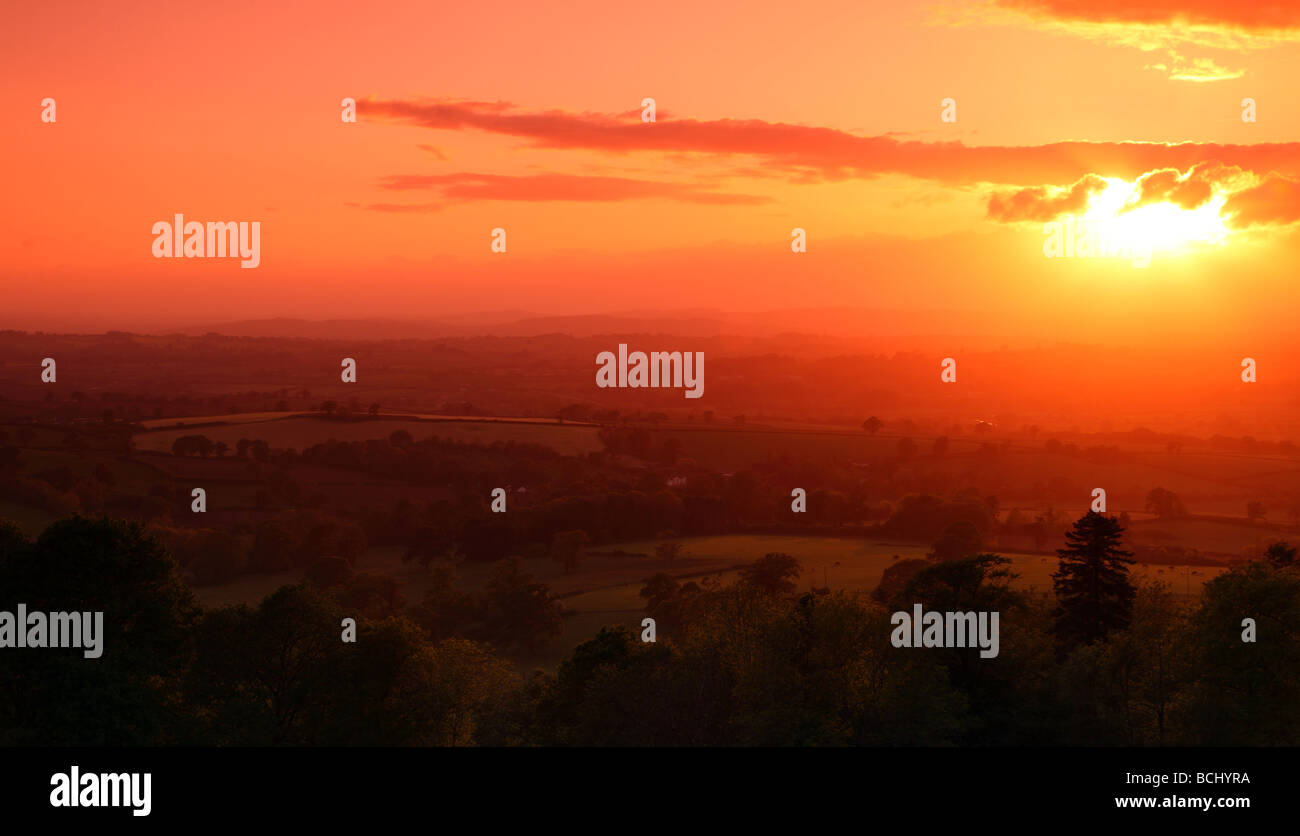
[{"left": 1051, "top": 511, "right": 1136, "bottom": 651}]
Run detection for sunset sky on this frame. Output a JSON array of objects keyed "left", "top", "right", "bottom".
[{"left": 5, "top": 0, "right": 1300, "bottom": 343}]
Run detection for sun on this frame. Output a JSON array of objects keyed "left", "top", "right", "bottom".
[{"left": 1081, "top": 178, "right": 1230, "bottom": 255}]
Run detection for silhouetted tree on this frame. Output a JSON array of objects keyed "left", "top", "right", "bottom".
[
  {"left": 739, "top": 552, "right": 802, "bottom": 597},
  {"left": 483, "top": 558, "right": 563, "bottom": 654},
  {"left": 0, "top": 516, "right": 200, "bottom": 745},
  {"left": 551, "top": 529, "right": 588, "bottom": 574},
  {"left": 1182, "top": 561, "right": 1300, "bottom": 744},
  {"left": 1145, "top": 486, "right": 1186, "bottom": 519},
  {"left": 930, "top": 520, "right": 983, "bottom": 562},
  {"left": 1265, "top": 541, "right": 1297, "bottom": 568},
  {"left": 654, "top": 541, "right": 684, "bottom": 565},
  {"left": 872, "top": 557, "right": 930, "bottom": 604},
  {"left": 1051, "top": 511, "right": 1136, "bottom": 651}
]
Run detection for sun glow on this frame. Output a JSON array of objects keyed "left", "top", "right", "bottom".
[{"left": 1082, "top": 178, "right": 1231, "bottom": 255}]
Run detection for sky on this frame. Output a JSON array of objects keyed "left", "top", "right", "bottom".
[{"left": 3, "top": 0, "right": 1300, "bottom": 344}]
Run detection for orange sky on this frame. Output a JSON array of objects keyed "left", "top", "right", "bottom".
[{"left": 4, "top": 0, "right": 1299, "bottom": 342}]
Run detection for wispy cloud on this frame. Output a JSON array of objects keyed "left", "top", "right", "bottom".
[
  {"left": 362, "top": 98, "right": 1300, "bottom": 186},
  {"left": 370, "top": 172, "right": 770, "bottom": 205}
]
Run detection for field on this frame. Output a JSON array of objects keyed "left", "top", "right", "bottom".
[
  {"left": 133, "top": 415, "right": 605, "bottom": 456},
  {"left": 1127, "top": 516, "right": 1288, "bottom": 556},
  {"left": 138, "top": 411, "right": 306, "bottom": 429},
  {"left": 128, "top": 414, "right": 1300, "bottom": 525}
]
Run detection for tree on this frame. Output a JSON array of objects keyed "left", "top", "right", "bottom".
[
  {"left": 1029, "top": 507, "right": 1065, "bottom": 552},
  {"left": 188, "top": 584, "right": 345, "bottom": 744},
  {"left": 899, "top": 552, "right": 1024, "bottom": 702},
  {"left": 930, "top": 520, "right": 983, "bottom": 562},
  {"left": 872, "top": 557, "right": 930, "bottom": 604},
  {"left": 557, "top": 404, "right": 591, "bottom": 422},
  {"left": 1051, "top": 511, "right": 1137, "bottom": 651},
  {"left": 896, "top": 437, "right": 918, "bottom": 458},
  {"left": 249, "top": 519, "right": 299, "bottom": 572},
  {"left": 1265, "top": 541, "right": 1297, "bottom": 568},
  {"left": 1182, "top": 561, "right": 1300, "bottom": 744},
  {"left": 1247, "top": 501, "right": 1266, "bottom": 522},
  {"left": 1145, "top": 486, "right": 1186, "bottom": 519},
  {"left": 534, "top": 626, "right": 683, "bottom": 746},
  {"left": 932, "top": 435, "right": 949, "bottom": 455},
  {"left": 1057, "top": 580, "right": 1191, "bottom": 745},
  {"left": 654, "top": 541, "right": 684, "bottom": 565},
  {"left": 550, "top": 529, "right": 588, "bottom": 574},
  {"left": 862, "top": 417, "right": 883, "bottom": 435},
  {"left": 639, "top": 573, "right": 681, "bottom": 614},
  {"left": 0, "top": 516, "right": 200, "bottom": 744},
  {"left": 483, "top": 558, "right": 563, "bottom": 654},
  {"left": 739, "top": 552, "right": 802, "bottom": 597},
  {"left": 170, "top": 434, "right": 213, "bottom": 457},
  {"left": 903, "top": 553, "right": 1020, "bottom": 609},
  {"left": 404, "top": 523, "right": 455, "bottom": 567}
]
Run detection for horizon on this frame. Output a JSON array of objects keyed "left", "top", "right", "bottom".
[{"left": 2, "top": 0, "right": 1298, "bottom": 811}]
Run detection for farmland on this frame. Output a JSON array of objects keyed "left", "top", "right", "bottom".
[{"left": 133, "top": 414, "right": 605, "bottom": 457}]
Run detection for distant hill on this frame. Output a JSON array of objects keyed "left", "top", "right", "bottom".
[
  {"left": 163, "top": 307, "right": 999, "bottom": 344},
  {"left": 167, "top": 318, "right": 476, "bottom": 340}
]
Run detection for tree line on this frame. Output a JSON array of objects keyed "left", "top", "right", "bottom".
[{"left": 1, "top": 512, "right": 1297, "bottom": 746}]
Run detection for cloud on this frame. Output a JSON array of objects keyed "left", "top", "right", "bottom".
[
  {"left": 1146, "top": 50, "right": 1245, "bottom": 82},
  {"left": 979, "top": 1, "right": 1295, "bottom": 82},
  {"left": 373, "top": 172, "right": 771, "bottom": 205},
  {"left": 1121, "top": 161, "right": 1241, "bottom": 211},
  {"left": 362, "top": 98, "right": 1300, "bottom": 186},
  {"left": 1222, "top": 173, "right": 1300, "bottom": 227},
  {"left": 985, "top": 162, "right": 1300, "bottom": 228},
  {"left": 996, "top": 0, "right": 1300, "bottom": 32},
  {"left": 349, "top": 202, "right": 445, "bottom": 213},
  {"left": 987, "top": 174, "right": 1109, "bottom": 221}
]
